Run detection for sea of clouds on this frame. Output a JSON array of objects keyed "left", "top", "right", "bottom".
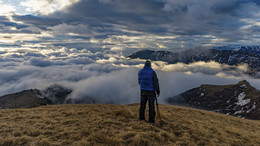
[{"left": 0, "top": 47, "right": 260, "bottom": 104}]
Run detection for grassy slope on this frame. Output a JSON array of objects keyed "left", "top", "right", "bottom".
[
  {"left": 0, "top": 104, "right": 260, "bottom": 146},
  {"left": 0, "top": 90, "right": 47, "bottom": 109}
]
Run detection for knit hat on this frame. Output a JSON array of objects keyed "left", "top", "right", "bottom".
[{"left": 145, "top": 60, "right": 151, "bottom": 67}]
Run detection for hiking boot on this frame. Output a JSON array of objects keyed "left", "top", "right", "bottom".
[{"left": 139, "top": 118, "right": 145, "bottom": 121}]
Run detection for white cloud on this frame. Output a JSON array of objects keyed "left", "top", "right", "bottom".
[
  {"left": 90, "top": 37, "right": 100, "bottom": 44},
  {"left": 21, "top": 0, "right": 80, "bottom": 15},
  {"left": 96, "top": 57, "right": 117, "bottom": 64},
  {"left": 110, "top": 46, "right": 124, "bottom": 51},
  {"left": 0, "top": 61, "right": 256, "bottom": 104},
  {"left": 0, "top": 1, "right": 16, "bottom": 15},
  {"left": 113, "top": 60, "right": 250, "bottom": 78}
]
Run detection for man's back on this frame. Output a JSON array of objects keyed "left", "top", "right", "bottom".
[
  {"left": 138, "top": 60, "right": 160, "bottom": 123},
  {"left": 138, "top": 66, "right": 155, "bottom": 92}
]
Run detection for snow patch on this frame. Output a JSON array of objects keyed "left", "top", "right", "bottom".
[
  {"left": 235, "top": 92, "right": 250, "bottom": 106},
  {"left": 226, "top": 99, "right": 230, "bottom": 103},
  {"left": 246, "top": 102, "right": 256, "bottom": 113},
  {"left": 234, "top": 110, "right": 242, "bottom": 115},
  {"left": 234, "top": 91, "right": 238, "bottom": 96},
  {"left": 240, "top": 84, "right": 247, "bottom": 88},
  {"left": 212, "top": 53, "right": 219, "bottom": 58},
  {"left": 218, "top": 89, "right": 224, "bottom": 92},
  {"left": 200, "top": 93, "right": 204, "bottom": 97}
]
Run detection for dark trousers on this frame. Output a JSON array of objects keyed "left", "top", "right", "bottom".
[{"left": 139, "top": 91, "right": 156, "bottom": 123}]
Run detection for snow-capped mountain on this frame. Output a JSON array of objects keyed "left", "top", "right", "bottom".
[
  {"left": 128, "top": 48, "right": 260, "bottom": 70},
  {"left": 167, "top": 80, "right": 260, "bottom": 120},
  {"left": 215, "top": 45, "right": 260, "bottom": 55}
]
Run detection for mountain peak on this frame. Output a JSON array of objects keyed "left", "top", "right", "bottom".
[
  {"left": 168, "top": 81, "right": 260, "bottom": 119},
  {"left": 237, "top": 80, "right": 249, "bottom": 85}
]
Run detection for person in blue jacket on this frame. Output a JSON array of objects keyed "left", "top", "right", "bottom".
[{"left": 138, "top": 60, "right": 160, "bottom": 123}]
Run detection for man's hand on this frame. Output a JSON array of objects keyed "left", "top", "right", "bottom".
[{"left": 157, "top": 93, "right": 160, "bottom": 97}]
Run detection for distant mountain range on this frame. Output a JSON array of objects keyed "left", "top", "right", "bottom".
[
  {"left": 167, "top": 80, "right": 260, "bottom": 120},
  {"left": 128, "top": 46, "right": 260, "bottom": 71}
]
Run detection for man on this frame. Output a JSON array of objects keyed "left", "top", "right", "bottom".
[{"left": 138, "top": 60, "right": 160, "bottom": 123}]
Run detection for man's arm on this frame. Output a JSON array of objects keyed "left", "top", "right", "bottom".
[
  {"left": 153, "top": 71, "right": 160, "bottom": 96},
  {"left": 138, "top": 72, "right": 140, "bottom": 85}
]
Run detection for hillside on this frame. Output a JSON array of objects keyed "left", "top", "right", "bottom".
[
  {"left": 0, "top": 89, "right": 47, "bottom": 109},
  {"left": 168, "top": 80, "right": 260, "bottom": 120},
  {"left": 0, "top": 84, "right": 98, "bottom": 109},
  {"left": 0, "top": 104, "right": 260, "bottom": 145},
  {"left": 0, "top": 85, "right": 73, "bottom": 109}
]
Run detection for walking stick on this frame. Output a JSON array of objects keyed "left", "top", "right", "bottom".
[{"left": 155, "top": 96, "right": 163, "bottom": 126}]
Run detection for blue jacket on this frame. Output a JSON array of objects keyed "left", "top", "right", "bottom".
[{"left": 138, "top": 66, "right": 159, "bottom": 93}]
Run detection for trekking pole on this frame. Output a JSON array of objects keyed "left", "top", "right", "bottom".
[{"left": 155, "top": 96, "right": 162, "bottom": 122}]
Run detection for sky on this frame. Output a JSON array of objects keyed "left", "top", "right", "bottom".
[
  {"left": 0, "top": 0, "right": 260, "bottom": 104},
  {"left": 1, "top": 0, "right": 260, "bottom": 52}
]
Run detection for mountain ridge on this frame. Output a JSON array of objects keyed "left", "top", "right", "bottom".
[{"left": 128, "top": 48, "right": 260, "bottom": 71}]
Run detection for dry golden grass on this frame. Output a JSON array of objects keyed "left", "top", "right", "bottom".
[{"left": 0, "top": 104, "right": 260, "bottom": 145}]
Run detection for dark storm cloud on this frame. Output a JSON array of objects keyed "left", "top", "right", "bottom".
[
  {"left": 0, "top": 19, "right": 33, "bottom": 34},
  {"left": 51, "top": 0, "right": 258, "bottom": 34},
  {"left": 12, "top": 15, "right": 62, "bottom": 29},
  {"left": 49, "top": 0, "right": 170, "bottom": 34}
]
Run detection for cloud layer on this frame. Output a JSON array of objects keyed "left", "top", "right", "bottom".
[{"left": 0, "top": 46, "right": 259, "bottom": 104}]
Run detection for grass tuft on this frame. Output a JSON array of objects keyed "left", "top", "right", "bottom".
[
  {"left": 37, "top": 138, "right": 51, "bottom": 146},
  {"left": 115, "top": 107, "right": 134, "bottom": 118}
]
